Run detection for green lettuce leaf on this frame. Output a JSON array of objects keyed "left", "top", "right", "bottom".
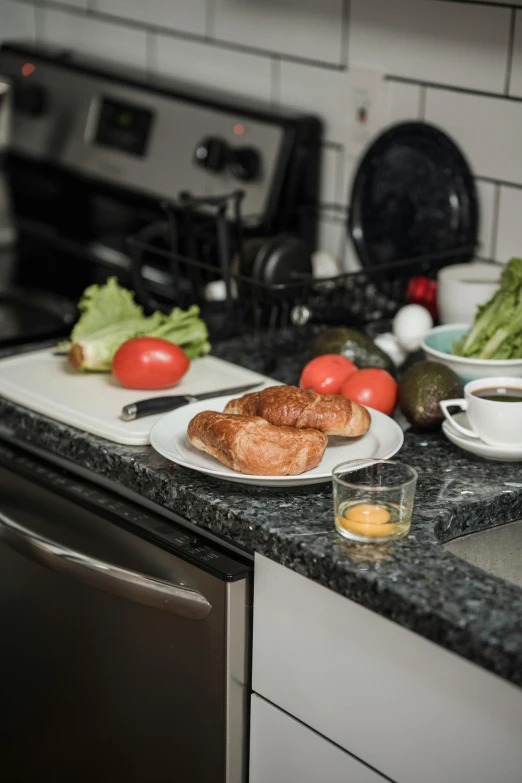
[{"left": 66, "top": 277, "right": 210, "bottom": 370}]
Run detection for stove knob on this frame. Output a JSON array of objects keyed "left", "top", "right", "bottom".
[
  {"left": 228, "top": 146, "right": 261, "bottom": 182},
  {"left": 194, "top": 136, "right": 229, "bottom": 173}
]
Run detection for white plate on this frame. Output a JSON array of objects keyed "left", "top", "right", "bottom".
[
  {"left": 442, "top": 412, "right": 522, "bottom": 462},
  {"left": 149, "top": 395, "right": 404, "bottom": 487}
]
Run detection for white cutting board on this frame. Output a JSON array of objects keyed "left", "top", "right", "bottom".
[{"left": 0, "top": 349, "right": 277, "bottom": 445}]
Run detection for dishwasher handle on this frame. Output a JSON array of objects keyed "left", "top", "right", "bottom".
[{"left": 0, "top": 509, "right": 212, "bottom": 620}]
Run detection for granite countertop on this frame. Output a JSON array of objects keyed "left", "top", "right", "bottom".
[{"left": 1, "top": 332, "right": 522, "bottom": 688}]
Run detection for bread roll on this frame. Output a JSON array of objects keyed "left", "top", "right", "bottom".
[
  {"left": 224, "top": 385, "right": 371, "bottom": 438},
  {"left": 187, "top": 411, "right": 327, "bottom": 476}
]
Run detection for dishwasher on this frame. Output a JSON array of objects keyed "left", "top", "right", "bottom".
[{"left": 0, "top": 440, "right": 252, "bottom": 783}]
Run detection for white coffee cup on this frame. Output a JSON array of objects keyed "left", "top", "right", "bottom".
[{"left": 440, "top": 377, "right": 522, "bottom": 448}]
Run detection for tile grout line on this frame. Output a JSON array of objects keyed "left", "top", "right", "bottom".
[
  {"left": 334, "top": 146, "right": 346, "bottom": 207},
  {"left": 145, "top": 29, "right": 156, "bottom": 80},
  {"left": 340, "top": 0, "right": 351, "bottom": 68},
  {"left": 204, "top": 0, "right": 215, "bottom": 42},
  {"left": 419, "top": 84, "right": 427, "bottom": 120},
  {"left": 476, "top": 175, "right": 522, "bottom": 192},
  {"left": 270, "top": 56, "right": 280, "bottom": 113},
  {"left": 490, "top": 184, "right": 502, "bottom": 261},
  {"left": 386, "top": 75, "right": 522, "bottom": 105},
  {"left": 504, "top": 8, "right": 517, "bottom": 95},
  {"left": 435, "top": 0, "right": 521, "bottom": 7}
]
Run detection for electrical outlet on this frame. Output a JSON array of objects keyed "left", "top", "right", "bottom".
[{"left": 345, "top": 69, "right": 389, "bottom": 156}]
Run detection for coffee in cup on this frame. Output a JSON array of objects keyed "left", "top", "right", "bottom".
[{"left": 440, "top": 377, "right": 522, "bottom": 448}]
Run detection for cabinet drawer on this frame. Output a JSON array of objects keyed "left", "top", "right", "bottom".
[
  {"left": 252, "top": 554, "right": 522, "bottom": 783},
  {"left": 250, "top": 694, "right": 388, "bottom": 783}
]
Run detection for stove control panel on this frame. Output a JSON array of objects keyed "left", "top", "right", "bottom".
[{"left": 0, "top": 43, "right": 319, "bottom": 226}]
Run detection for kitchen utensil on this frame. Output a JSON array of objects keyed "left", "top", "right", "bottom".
[
  {"left": 348, "top": 122, "right": 477, "bottom": 276},
  {"left": 442, "top": 412, "right": 522, "bottom": 461},
  {"left": 422, "top": 324, "right": 522, "bottom": 384},
  {"left": 149, "top": 396, "right": 404, "bottom": 487},
  {"left": 122, "top": 382, "right": 263, "bottom": 421},
  {"left": 332, "top": 459, "right": 417, "bottom": 542},
  {"left": 437, "top": 261, "right": 501, "bottom": 325},
  {"left": 0, "top": 349, "right": 275, "bottom": 445},
  {"left": 440, "top": 377, "right": 522, "bottom": 447}
]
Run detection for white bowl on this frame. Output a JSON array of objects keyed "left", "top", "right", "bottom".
[
  {"left": 437, "top": 262, "right": 501, "bottom": 326},
  {"left": 422, "top": 323, "right": 522, "bottom": 384}
]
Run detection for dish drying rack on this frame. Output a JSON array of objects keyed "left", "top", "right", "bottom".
[{"left": 126, "top": 190, "right": 477, "bottom": 346}]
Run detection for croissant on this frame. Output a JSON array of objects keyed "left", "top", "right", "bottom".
[
  {"left": 224, "top": 385, "right": 371, "bottom": 438},
  {"left": 187, "top": 411, "right": 328, "bottom": 476}
]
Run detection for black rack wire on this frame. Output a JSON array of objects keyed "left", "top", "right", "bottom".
[{"left": 126, "top": 191, "right": 478, "bottom": 345}]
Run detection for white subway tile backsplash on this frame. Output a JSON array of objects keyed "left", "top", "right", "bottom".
[
  {"left": 425, "top": 88, "right": 522, "bottom": 186},
  {"left": 278, "top": 60, "right": 348, "bottom": 144},
  {"left": 41, "top": 8, "right": 147, "bottom": 70},
  {"left": 214, "top": 0, "right": 344, "bottom": 65},
  {"left": 320, "top": 146, "right": 343, "bottom": 206},
  {"left": 342, "top": 152, "right": 359, "bottom": 205},
  {"left": 496, "top": 186, "right": 522, "bottom": 262},
  {"left": 476, "top": 180, "right": 497, "bottom": 259},
  {"left": 57, "top": 0, "right": 88, "bottom": 9},
  {"left": 95, "top": 0, "right": 206, "bottom": 37},
  {"left": 317, "top": 218, "right": 361, "bottom": 271},
  {"left": 510, "top": 12, "right": 522, "bottom": 98},
  {"left": 0, "top": 0, "right": 35, "bottom": 45},
  {"left": 387, "top": 81, "right": 422, "bottom": 125},
  {"left": 349, "top": 0, "right": 511, "bottom": 94},
  {"left": 154, "top": 34, "right": 272, "bottom": 102},
  {"left": 2, "top": 0, "right": 521, "bottom": 259}
]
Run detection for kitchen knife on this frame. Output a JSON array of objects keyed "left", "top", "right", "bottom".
[{"left": 121, "top": 382, "right": 263, "bottom": 421}]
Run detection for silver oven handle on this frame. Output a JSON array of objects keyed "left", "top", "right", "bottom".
[{"left": 0, "top": 510, "right": 211, "bottom": 620}]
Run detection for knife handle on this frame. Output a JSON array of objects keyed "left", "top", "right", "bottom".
[{"left": 121, "top": 396, "right": 189, "bottom": 422}]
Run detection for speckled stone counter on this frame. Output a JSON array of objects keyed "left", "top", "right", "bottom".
[{"left": 1, "top": 333, "right": 522, "bottom": 688}]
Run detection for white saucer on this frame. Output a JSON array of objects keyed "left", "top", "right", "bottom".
[
  {"left": 149, "top": 394, "right": 404, "bottom": 487},
  {"left": 442, "top": 412, "right": 522, "bottom": 462}
]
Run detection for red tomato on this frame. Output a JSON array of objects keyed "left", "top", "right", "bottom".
[
  {"left": 112, "top": 337, "right": 190, "bottom": 390},
  {"left": 340, "top": 368, "right": 398, "bottom": 416},
  {"left": 300, "top": 354, "right": 357, "bottom": 395}
]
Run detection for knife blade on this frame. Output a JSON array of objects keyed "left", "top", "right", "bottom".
[{"left": 121, "top": 382, "right": 263, "bottom": 421}]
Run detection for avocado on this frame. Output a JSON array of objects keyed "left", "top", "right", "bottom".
[
  {"left": 398, "top": 360, "right": 462, "bottom": 429},
  {"left": 312, "top": 328, "right": 396, "bottom": 376}
]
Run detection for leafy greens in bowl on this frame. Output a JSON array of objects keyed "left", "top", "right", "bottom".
[
  {"left": 451, "top": 257, "right": 522, "bottom": 360},
  {"left": 422, "top": 324, "right": 522, "bottom": 384}
]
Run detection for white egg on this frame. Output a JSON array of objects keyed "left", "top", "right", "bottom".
[
  {"left": 392, "top": 304, "right": 434, "bottom": 353},
  {"left": 373, "top": 332, "right": 408, "bottom": 367}
]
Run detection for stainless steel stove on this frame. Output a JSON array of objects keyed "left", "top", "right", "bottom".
[{"left": 0, "top": 40, "right": 321, "bottom": 347}]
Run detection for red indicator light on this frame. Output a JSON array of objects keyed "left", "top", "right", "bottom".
[
  {"left": 21, "top": 63, "right": 36, "bottom": 77},
  {"left": 233, "top": 123, "right": 245, "bottom": 136}
]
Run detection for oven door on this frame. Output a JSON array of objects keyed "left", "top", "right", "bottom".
[{"left": 0, "top": 463, "right": 250, "bottom": 783}]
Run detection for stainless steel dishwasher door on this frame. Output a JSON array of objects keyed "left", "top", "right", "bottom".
[{"left": 0, "top": 464, "right": 250, "bottom": 783}]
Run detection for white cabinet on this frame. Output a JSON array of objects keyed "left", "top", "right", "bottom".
[
  {"left": 250, "top": 694, "right": 388, "bottom": 783},
  {"left": 252, "top": 554, "right": 522, "bottom": 783}
]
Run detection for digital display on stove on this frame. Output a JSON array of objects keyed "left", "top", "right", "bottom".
[{"left": 94, "top": 97, "right": 154, "bottom": 156}]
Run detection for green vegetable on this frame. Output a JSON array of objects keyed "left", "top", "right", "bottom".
[
  {"left": 65, "top": 277, "right": 210, "bottom": 370},
  {"left": 452, "top": 258, "right": 522, "bottom": 360}
]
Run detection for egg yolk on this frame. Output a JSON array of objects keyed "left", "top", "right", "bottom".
[
  {"left": 346, "top": 504, "right": 391, "bottom": 525},
  {"left": 338, "top": 503, "right": 394, "bottom": 539}
]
